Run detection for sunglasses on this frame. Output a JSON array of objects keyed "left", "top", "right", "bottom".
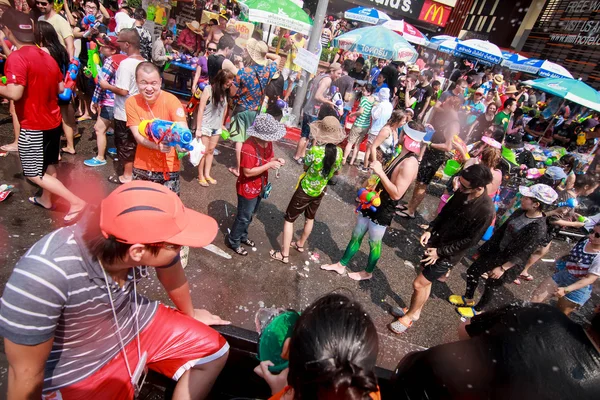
[
  {"left": 591, "top": 231, "right": 600, "bottom": 238},
  {"left": 207, "top": 47, "right": 217, "bottom": 52}
]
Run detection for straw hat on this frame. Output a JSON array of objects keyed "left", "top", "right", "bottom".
[
  {"left": 247, "top": 114, "right": 286, "bottom": 142},
  {"left": 246, "top": 38, "right": 269, "bottom": 66},
  {"left": 309, "top": 116, "right": 345, "bottom": 145},
  {"left": 505, "top": 84, "right": 518, "bottom": 94},
  {"left": 224, "top": 24, "right": 240, "bottom": 37},
  {"left": 493, "top": 74, "right": 504, "bottom": 85},
  {"left": 186, "top": 21, "right": 203, "bottom": 34}
]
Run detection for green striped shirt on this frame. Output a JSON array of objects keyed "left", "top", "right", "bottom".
[{"left": 354, "top": 97, "right": 375, "bottom": 128}]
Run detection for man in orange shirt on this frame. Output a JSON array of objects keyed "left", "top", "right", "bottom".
[{"left": 125, "top": 62, "right": 188, "bottom": 195}]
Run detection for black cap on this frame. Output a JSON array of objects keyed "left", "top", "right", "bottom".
[{"left": 0, "top": 9, "right": 35, "bottom": 43}]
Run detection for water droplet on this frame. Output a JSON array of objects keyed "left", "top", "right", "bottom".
[
  {"left": 552, "top": 366, "right": 559, "bottom": 372},
  {"left": 467, "top": 384, "right": 473, "bottom": 389}
]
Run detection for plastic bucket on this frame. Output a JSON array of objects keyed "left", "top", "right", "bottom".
[
  {"left": 443, "top": 160, "right": 461, "bottom": 176},
  {"left": 424, "top": 125, "right": 435, "bottom": 141}
]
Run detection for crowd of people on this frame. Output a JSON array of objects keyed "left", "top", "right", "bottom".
[{"left": 0, "top": 0, "right": 599, "bottom": 398}]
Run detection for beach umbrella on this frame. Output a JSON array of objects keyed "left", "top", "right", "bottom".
[
  {"left": 238, "top": 0, "right": 312, "bottom": 35},
  {"left": 501, "top": 51, "right": 527, "bottom": 68},
  {"left": 437, "top": 38, "right": 460, "bottom": 56},
  {"left": 523, "top": 77, "right": 600, "bottom": 112},
  {"left": 455, "top": 39, "right": 502, "bottom": 64},
  {"left": 427, "top": 35, "right": 455, "bottom": 50},
  {"left": 332, "top": 26, "right": 418, "bottom": 63},
  {"left": 512, "top": 59, "right": 573, "bottom": 79},
  {"left": 344, "top": 7, "right": 391, "bottom": 25},
  {"left": 381, "top": 20, "right": 429, "bottom": 46}
]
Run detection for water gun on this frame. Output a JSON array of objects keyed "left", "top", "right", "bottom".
[
  {"left": 81, "top": 15, "right": 102, "bottom": 38},
  {"left": 138, "top": 119, "right": 194, "bottom": 151},
  {"left": 356, "top": 188, "right": 382, "bottom": 213},
  {"left": 576, "top": 129, "right": 587, "bottom": 146},
  {"left": 558, "top": 198, "right": 578, "bottom": 208},
  {"left": 185, "top": 81, "right": 207, "bottom": 116},
  {"left": 331, "top": 85, "right": 343, "bottom": 116},
  {"left": 86, "top": 42, "right": 101, "bottom": 83},
  {"left": 0, "top": 76, "right": 6, "bottom": 85},
  {"left": 59, "top": 58, "right": 80, "bottom": 101}
]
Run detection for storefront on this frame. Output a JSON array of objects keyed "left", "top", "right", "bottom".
[{"left": 521, "top": 0, "right": 600, "bottom": 89}]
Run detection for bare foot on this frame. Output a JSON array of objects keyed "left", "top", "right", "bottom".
[
  {"left": 228, "top": 167, "right": 239, "bottom": 177},
  {"left": 348, "top": 271, "right": 373, "bottom": 281},
  {"left": 62, "top": 147, "right": 76, "bottom": 155},
  {"left": 1, "top": 143, "right": 18, "bottom": 152},
  {"left": 321, "top": 262, "right": 346, "bottom": 275}
]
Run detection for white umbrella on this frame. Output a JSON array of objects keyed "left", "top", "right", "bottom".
[
  {"left": 381, "top": 20, "right": 429, "bottom": 46},
  {"left": 539, "top": 60, "right": 573, "bottom": 79},
  {"left": 455, "top": 39, "right": 502, "bottom": 64}
]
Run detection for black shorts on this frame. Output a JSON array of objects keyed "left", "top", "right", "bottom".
[
  {"left": 301, "top": 114, "right": 316, "bottom": 139},
  {"left": 114, "top": 119, "right": 137, "bottom": 162},
  {"left": 421, "top": 258, "right": 455, "bottom": 282},
  {"left": 416, "top": 148, "right": 447, "bottom": 185},
  {"left": 17, "top": 125, "right": 62, "bottom": 177},
  {"left": 284, "top": 185, "right": 324, "bottom": 223}
]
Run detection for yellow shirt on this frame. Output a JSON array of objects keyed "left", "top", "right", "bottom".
[
  {"left": 39, "top": 13, "right": 73, "bottom": 48},
  {"left": 284, "top": 35, "right": 306, "bottom": 72}
]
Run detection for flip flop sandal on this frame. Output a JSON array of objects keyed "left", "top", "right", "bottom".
[
  {"left": 228, "top": 167, "right": 240, "bottom": 177},
  {"left": 63, "top": 205, "right": 86, "bottom": 225},
  {"left": 519, "top": 273, "right": 534, "bottom": 281},
  {"left": 232, "top": 246, "right": 248, "bottom": 256},
  {"left": 108, "top": 175, "right": 124, "bottom": 185},
  {"left": 241, "top": 238, "right": 255, "bottom": 247},
  {"left": 269, "top": 250, "right": 289, "bottom": 264},
  {"left": 291, "top": 241, "right": 305, "bottom": 253},
  {"left": 448, "top": 295, "right": 475, "bottom": 307},
  {"left": 198, "top": 178, "right": 209, "bottom": 187},
  {"left": 390, "top": 307, "right": 409, "bottom": 318},
  {"left": 389, "top": 318, "right": 413, "bottom": 334},
  {"left": 28, "top": 196, "right": 54, "bottom": 210},
  {"left": 61, "top": 148, "right": 76, "bottom": 155},
  {"left": 76, "top": 116, "right": 92, "bottom": 122},
  {"left": 206, "top": 177, "right": 217, "bottom": 185},
  {"left": 456, "top": 307, "right": 479, "bottom": 319},
  {"left": 396, "top": 210, "right": 415, "bottom": 219},
  {"left": 395, "top": 204, "right": 408, "bottom": 211}
]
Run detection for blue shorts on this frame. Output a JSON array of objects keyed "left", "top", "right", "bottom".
[
  {"left": 100, "top": 106, "right": 114, "bottom": 121},
  {"left": 552, "top": 269, "right": 593, "bottom": 306},
  {"left": 301, "top": 114, "right": 316, "bottom": 139}
]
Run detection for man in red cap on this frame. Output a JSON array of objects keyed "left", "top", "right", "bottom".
[{"left": 0, "top": 181, "right": 230, "bottom": 399}]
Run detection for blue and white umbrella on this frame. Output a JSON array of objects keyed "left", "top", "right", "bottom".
[
  {"left": 437, "top": 38, "right": 460, "bottom": 56},
  {"left": 344, "top": 7, "right": 391, "bottom": 25},
  {"left": 501, "top": 51, "right": 528, "bottom": 68},
  {"left": 455, "top": 39, "right": 502, "bottom": 64},
  {"left": 427, "top": 35, "right": 456, "bottom": 50},
  {"left": 511, "top": 59, "right": 573, "bottom": 79},
  {"left": 332, "top": 26, "right": 418, "bottom": 63}
]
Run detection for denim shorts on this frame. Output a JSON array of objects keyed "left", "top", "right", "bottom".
[
  {"left": 552, "top": 269, "right": 593, "bottom": 306},
  {"left": 100, "top": 106, "right": 114, "bottom": 121},
  {"left": 301, "top": 114, "right": 316, "bottom": 138}
]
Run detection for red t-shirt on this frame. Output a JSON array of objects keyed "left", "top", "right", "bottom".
[
  {"left": 5, "top": 46, "right": 62, "bottom": 130},
  {"left": 236, "top": 139, "right": 274, "bottom": 199}
]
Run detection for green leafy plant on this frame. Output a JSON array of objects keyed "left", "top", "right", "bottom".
[
  {"left": 127, "top": 0, "right": 141, "bottom": 8},
  {"left": 271, "top": 37, "right": 288, "bottom": 48}
]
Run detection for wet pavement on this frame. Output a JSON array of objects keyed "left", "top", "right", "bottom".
[{"left": 0, "top": 103, "right": 598, "bottom": 390}]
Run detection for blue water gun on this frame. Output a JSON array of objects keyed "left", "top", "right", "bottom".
[
  {"left": 138, "top": 119, "right": 194, "bottom": 151},
  {"left": 558, "top": 198, "right": 578, "bottom": 208},
  {"left": 59, "top": 58, "right": 80, "bottom": 101}
]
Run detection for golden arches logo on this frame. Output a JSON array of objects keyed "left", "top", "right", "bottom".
[{"left": 424, "top": 3, "right": 445, "bottom": 25}]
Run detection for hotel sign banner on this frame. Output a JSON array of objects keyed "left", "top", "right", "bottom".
[
  {"left": 418, "top": 0, "right": 452, "bottom": 27},
  {"left": 547, "top": 0, "right": 600, "bottom": 46}
]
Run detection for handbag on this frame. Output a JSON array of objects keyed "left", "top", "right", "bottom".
[{"left": 252, "top": 139, "right": 272, "bottom": 199}]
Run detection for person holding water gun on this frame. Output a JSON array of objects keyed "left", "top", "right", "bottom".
[{"left": 124, "top": 62, "right": 190, "bottom": 195}]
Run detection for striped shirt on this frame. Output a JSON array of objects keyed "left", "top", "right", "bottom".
[
  {"left": 0, "top": 225, "right": 158, "bottom": 392},
  {"left": 566, "top": 239, "right": 600, "bottom": 278},
  {"left": 353, "top": 96, "right": 375, "bottom": 129}
]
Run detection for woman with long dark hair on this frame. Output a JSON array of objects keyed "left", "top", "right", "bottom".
[
  {"left": 255, "top": 293, "right": 381, "bottom": 399},
  {"left": 35, "top": 21, "right": 78, "bottom": 155},
  {"left": 195, "top": 69, "right": 235, "bottom": 187},
  {"left": 270, "top": 117, "right": 345, "bottom": 263}
]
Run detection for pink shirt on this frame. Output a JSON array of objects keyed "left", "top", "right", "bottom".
[{"left": 177, "top": 28, "right": 203, "bottom": 54}]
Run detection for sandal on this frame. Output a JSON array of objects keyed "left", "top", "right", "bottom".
[
  {"left": 395, "top": 204, "right": 407, "bottom": 211},
  {"left": 291, "top": 241, "right": 305, "bottom": 253},
  {"left": 231, "top": 246, "right": 248, "bottom": 256},
  {"left": 389, "top": 317, "right": 413, "bottom": 334},
  {"left": 396, "top": 210, "right": 415, "bottom": 219},
  {"left": 270, "top": 250, "right": 289, "bottom": 264},
  {"left": 198, "top": 178, "right": 209, "bottom": 187},
  {"left": 206, "top": 177, "right": 217, "bottom": 185},
  {"left": 61, "top": 147, "right": 76, "bottom": 155},
  {"left": 108, "top": 175, "right": 124, "bottom": 185},
  {"left": 390, "top": 307, "right": 408, "bottom": 318},
  {"left": 456, "top": 307, "right": 479, "bottom": 319},
  {"left": 28, "top": 196, "right": 54, "bottom": 210},
  {"left": 448, "top": 295, "right": 475, "bottom": 307},
  {"left": 241, "top": 238, "right": 255, "bottom": 247},
  {"left": 63, "top": 205, "right": 87, "bottom": 225},
  {"left": 228, "top": 167, "right": 240, "bottom": 177},
  {"left": 519, "top": 273, "right": 534, "bottom": 281}
]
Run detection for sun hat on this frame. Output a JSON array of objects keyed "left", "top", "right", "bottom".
[
  {"left": 309, "top": 116, "right": 345, "bottom": 145},
  {"left": 100, "top": 181, "right": 218, "bottom": 246},
  {"left": 505, "top": 84, "right": 518, "bottom": 94},
  {"left": 247, "top": 113, "right": 286, "bottom": 142},
  {"left": 0, "top": 9, "right": 35, "bottom": 43},
  {"left": 493, "top": 74, "right": 504, "bottom": 85},
  {"left": 403, "top": 122, "right": 426, "bottom": 153},
  {"left": 186, "top": 20, "right": 203, "bottom": 34},
  {"left": 544, "top": 166, "right": 568, "bottom": 181},
  {"left": 224, "top": 24, "right": 240, "bottom": 37},
  {"left": 408, "top": 64, "right": 420, "bottom": 73},
  {"left": 481, "top": 136, "right": 501, "bottom": 149},
  {"left": 246, "top": 38, "right": 269, "bottom": 66},
  {"left": 377, "top": 87, "right": 391, "bottom": 102},
  {"left": 519, "top": 184, "right": 558, "bottom": 205}
]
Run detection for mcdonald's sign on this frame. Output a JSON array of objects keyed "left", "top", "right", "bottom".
[{"left": 418, "top": 0, "right": 452, "bottom": 27}]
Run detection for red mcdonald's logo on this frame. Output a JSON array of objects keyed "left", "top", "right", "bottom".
[{"left": 418, "top": 0, "right": 452, "bottom": 27}]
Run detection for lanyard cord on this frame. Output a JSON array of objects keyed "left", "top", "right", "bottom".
[{"left": 100, "top": 262, "right": 142, "bottom": 381}]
